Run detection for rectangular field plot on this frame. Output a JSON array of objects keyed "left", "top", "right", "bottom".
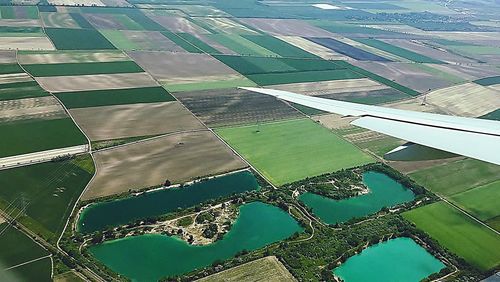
[
  {"left": 197, "top": 256, "right": 296, "bottom": 282},
  {"left": 147, "top": 16, "right": 208, "bottom": 35},
  {"left": 196, "top": 17, "right": 258, "bottom": 34},
  {"left": 307, "top": 37, "right": 391, "bottom": 61},
  {"left": 18, "top": 50, "right": 128, "bottom": 64},
  {"left": 0, "top": 50, "right": 16, "bottom": 63},
  {"left": 82, "top": 131, "right": 246, "bottom": 200},
  {"left": 45, "top": 28, "right": 115, "bottom": 50},
  {"left": 356, "top": 39, "right": 444, "bottom": 63},
  {"left": 0, "top": 36, "right": 55, "bottom": 50},
  {"left": 69, "top": 101, "right": 204, "bottom": 141},
  {"left": 0, "top": 117, "right": 87, "bottom": 158},
  {"left": 207, "top": 34, "right": 278, "bottom": 56},
  {"left": 425, "top": 82, "right": 500, "bottom": 117},
  {"left": 474, "top": 75, "right": 500, "bottom": 86},
  {"left": 100, "top": 30, "right": 185, "bottom": 51},
  {"left": 0, "top": 156, "right": 93, "bottom": 237},
  {"left": 242, "top": 35, "right": 318, "bottom": 58},
  {"left": 0, "top": 80, "right": 50, "bottom": 101},
  {"left": 239, "top": 18, "right": 335, "bottom": 37},
  {"left": 450, "top": 180, "right": 500, "bottom": 222},
  {"left": 175, "top": 88, "right": 301, "bottom": 127},
  {"left": 216, "top": 119, "right": 374, "bottom": 186},
  {"left": 409, "top": 159, "right": 500, "bottom": 197},
  {"left": 22, "top": 60, "right": 143, "bottom": 77},
  {"left": 403, "top": 202, "right": 500, "bottom": 270},
  {"left": 276, "top": 35, "right": 350, "bottom": 60},
  {"left": 35, "top": 72, "right": 158, "bottom": 92},
  {"left": 271, "top": 79, "right": 410, "bottom": 105},
  {"left": 0, "top": 96, "right": 66, "bottom": 123},
  {"left": 247, "top": 69, "right": 364, "bottom": 86},
  {"left": 0, "top": 6, "right": 39, "bottom": 19},
  {"left": 55, "top": 86, "right": 175, "bottom": 108}
]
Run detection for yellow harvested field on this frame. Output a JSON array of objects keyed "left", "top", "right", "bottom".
[
  {"left": 18, "top": 51, "right": 128, "bottom": 64},
  {"left": 0, "top": 73, "right": 32, "bottom": 84},
  {"left": 35, "top": 72, "right": 157, "bottom": 93},
  {"left": 197, "top": 256, "right": 296, "bottom": 282},
  {"left": 271, "top": 78, "right": 388, "bottom": 96},
  {"left": 0, "top": 37, "right": 55, "bottom": 51},
  {"left": 385, "top": 97, "right": 446, "bottom": 113},
  {"left": 0, "top": 96, "right": 66, "bottom": 122},
  {"left": 313, "top": 114, "right": 358, "bottom": 131},
  {"left": 426, "top": 82, "right": 500, "bottom": 117},
  {"left": 276, "top": 35, "right": 351, "bottom": 60},
  {"left": 69, "top": 101, "right": 204, "bottom": 141},
  {"left": 82, "top": 131, "right": 247, "bottom": 200}
]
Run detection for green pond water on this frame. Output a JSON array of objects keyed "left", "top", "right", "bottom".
[
  {"left": 299, "top": 171, "right": 415, "bottom": 224},
  {"left": 90, "top": 201, "right": 302, "bottom": 281},
  {"left": 79, "top": 171, "right": 259, "bottom": 233},
  {"left": 333, "top": 237, "right": 445, "bottom": 282}
]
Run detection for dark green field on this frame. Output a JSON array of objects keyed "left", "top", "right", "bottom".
[
  {"left": 0, "top": 223, "right": 49, "bottom": 267},
  {"left": 161, "top": 32, "right": 201, "bottom": 53},
  {"left": 247, "top": 69, "right": 364, "bottom": 85},
  {"left": 23, "top": 61, "right": 144, "bottom": 77},
  {"left": 45, "top": 28, "right": 116, "bottom": 50},
  {"left": 0, "top": 155, "right": 94, "bottom": 237},
  {"left": 0, "top": 64, "right": 23, "bottom": 75},
  {"left": 175, "top": 33, "right": 221, "bottom": 54},
  {"left": 0, "top": 81, "right": 50, "bottom": 101},
  {"left": 474, "top": 76, "right": 500, "bottom": 86},
  {"left": 0, "top": 118, "right": 87, "bottom": 158},
  {"left": 56, "top": 87, "right": 175, "bottom": 108}
]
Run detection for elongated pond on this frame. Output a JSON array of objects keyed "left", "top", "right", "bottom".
[
  {"left": 333, "top": 237, "right": 445, "bottom": 281},
  {"left": 79, "top": 171, "right": 259, "bottom": 233},
  {"left": 90, "top": 201, "right": 302, "bottom": 281},
  {"left": 299, "top": 171, "right": 415, "bottom": 224}
]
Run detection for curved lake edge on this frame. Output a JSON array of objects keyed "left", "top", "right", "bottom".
[
  {"left": 87, "top": 201, "right": 304, "bottom": 281},
  {"left": 77, "top": 169, "right": 262, "bottom": 234},
  {"left": 332, "top": 237, "right": 446, "bottom": 282},
  {"left": 299, "top": 170, "right": 417, "bottom": 225}
]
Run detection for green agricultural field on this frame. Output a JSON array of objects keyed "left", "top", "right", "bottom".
[
  {"left": 243, "top": 35, "right": 318, "bottom": 58},
  {"left": 70, "top": 13, "right": 94, "bottom": 29},
  {"left": 22, "top": 61, "right": 144, "bottom": 77},
  {"left": 0, "top": 81, "right": 49, "bottom": 101},
  {"left": 450, "top": 180, "right": 500, "bottom": 221},
  {"left": 409, "top": 159, "right": 500, "bottom": 196},
  {"left": 474, "top": 75, "right": 500, "bottom": 86},
  {"left": 0, "top": 64, "right": 23, "bottom": 75},
  {"left": 0, "top": 155, "right": 94, "bottom": 238},
  {"left": 481, "top": 109, "right": 500, "bottom": 121},
  {"left": 247, "top": 69, "right": 364, "bottom": 85},
  {"left": 3, "top": 257, "right": 52, "bottom": 282},
  {"left": 56, "top": 86, "right": 175, "bottom": 108},
  {"left": 356, "top": 39, "right": 444, "bottom": 64},
  {"left": 0, "top": 118, "right": 87, "bottom": 158},
  {"left": 100, "top": 30, "right": 138, "bottom": 50},
  {"left": 208, "top": 34, "right": 278, "bottom": 56},
  {"left": 175, "top": 33, "right": 221, "bottom": 54},
  {"left": 161, "top": 31, "right": 201, "bottom": 53},
  {"left": 411, "top": 64, "right": 465, "bottom": 84},
  {"left": 0, "top": 223, "right": 49, "bottom": 268},
  {"left": 216, "top": 119, "right": 374, "bottom": 186},
  {"left": 46, "top": 28, "right": 116, "bottom": 50},
  {"left": 487, "top": 216, "right": 500, "bottom": 232},
  {"left": 403, "top": 202, "right": 500, "bottom": 270}
]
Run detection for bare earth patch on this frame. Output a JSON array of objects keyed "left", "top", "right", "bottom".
[
  {"left": 41, "top": 13, "right": 79, "bottom": 29},
  {"left": 0, "top": 51, "right": 16, "bottom": 64},
  {"left": 0, "top": 73, "right": 32, "bottom": 84},
  {"left": 239, "top": 18, "right": 336, "bottom": 37},
  {"left": 271, "top": 78, "right": 388, "bottom": 96},
  {"left": 426, "top": 82, "right": 500, "bottom": 117},
  {"left": 197, "top": 256, "right": 296, "bottom": 282},
  {"left": 0, "top": 96, "right": 66, "bottom": 122},
  {"left": 0, "top": 37, "right": 55, "bottom": 51},
  {"left": 127, "top": 51, "right": 241, "bottom": 84},
  {"left": 35, "top": 72, "right": 157, "bottom": 92},
  {"left": 48, "top": 0, "right": 105, "bottom": 6},
  {"left": 119, "top": 31, "right": 185, "bottom": 51},
  {"left": 82, "top": 131, "right": 246, "bottom": 200},
  {"left": 18, "top": 51, "right": 128, "bottom": 64},
  {"left": 69, "top": 101, "right": 204, "bottom": 141},
  {"left": 0, "top": 19, "right": 41, "bottom": 27},
  {"left": 148, "top": 16, "right": 209, "bottom": 35}
]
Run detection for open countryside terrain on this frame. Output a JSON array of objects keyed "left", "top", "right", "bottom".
[{"left": 0, "top": 0, "right": 500, "bottom": 281}]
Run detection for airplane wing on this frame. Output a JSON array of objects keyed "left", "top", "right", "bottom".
[{"left": 241, "top": 87, "right": 500, "bottom": 166}]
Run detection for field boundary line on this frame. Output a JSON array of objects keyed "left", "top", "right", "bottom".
[{"left": 3, "top": 254, "right": 52, "bottom": 271}]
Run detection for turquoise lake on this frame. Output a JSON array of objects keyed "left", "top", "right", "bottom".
[
  {"left": 333, "top": 237, "right": 445, "bottom": 281},
  {"left": 90, "top": 201, "right": 302, "bottom": 281},
  {"left": 299, "top": 171, "right": 415, "bottom": 224},
  {"left": 79, "top": 171, "right": 259, "bottom": 233}
]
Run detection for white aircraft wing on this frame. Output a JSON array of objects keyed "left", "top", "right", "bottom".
[{"left": 241, "top": 87, "right": 500, "bottom": 166}]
